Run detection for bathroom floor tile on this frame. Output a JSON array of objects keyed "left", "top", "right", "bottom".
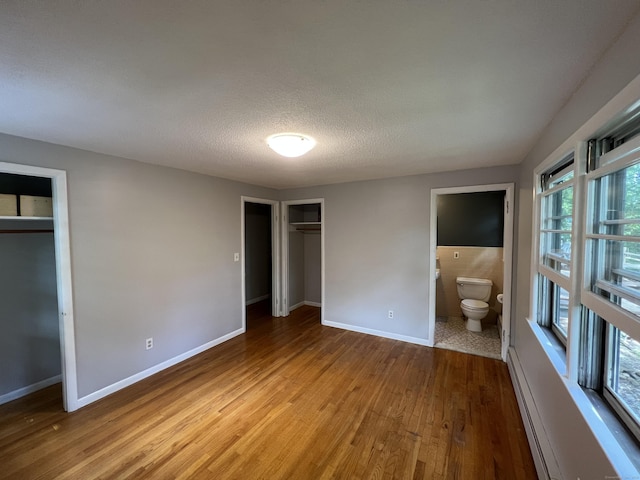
[{"left": 434, "top": 316, "right": 501, "bottom": 360}]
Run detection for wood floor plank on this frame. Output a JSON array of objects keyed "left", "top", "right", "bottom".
[{"left": 0, "top": 303, "right": 536, "bottom": 479}]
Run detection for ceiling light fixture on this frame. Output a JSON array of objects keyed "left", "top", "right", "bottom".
[{"left": 267, "top": 133, "right": 316, "bottom": 157}]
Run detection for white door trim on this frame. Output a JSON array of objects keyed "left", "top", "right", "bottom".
[
  {"left": 281, "top": 198, "right": 325, "bottom": 322},
  {"left": 0, "top": 161, "right": 78, "bottom": 411},
  {"left": 428, "top": 183, "right": 514, "bottom": 361},
  {"left": 241, "top": 196, "right": 281, "bottom": 328}
]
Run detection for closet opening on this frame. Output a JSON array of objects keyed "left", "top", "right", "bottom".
[
  {"left": 281, "top": 199, "right": 324, "bottom": 319},
  {"left": 0, "top": 163, "right": 76, "bottom": 411},
  {"left": 241, "top": 197, "right": 280, "bottom": 329}
]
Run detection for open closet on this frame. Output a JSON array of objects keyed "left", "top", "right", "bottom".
[
  {"left": 282, "top": 200, "right": 323, "bottom": 316},
  {"left": 0, "top": 173, "right": 61, "bottom": 406}
]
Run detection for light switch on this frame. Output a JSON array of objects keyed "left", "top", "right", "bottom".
[{"left": 234, "top": 253, "right": 240, "bottom": 262}]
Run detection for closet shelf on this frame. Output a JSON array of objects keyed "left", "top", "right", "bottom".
[
  {"left": 0, "top": 229, "right": 54, "bottom": 234},
  {"left": 0, "top": 215, "right": 53, "bottom": 221},
  {"left": 0, "top": 216, "right": 54, "bottom": 234},
  {"left": 290, "top": 222, "right": 321, "bottom": 234}
]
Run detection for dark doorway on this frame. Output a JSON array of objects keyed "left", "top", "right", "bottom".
[{"left": 244, "top": 202, "right": 273, "bottom": 325}]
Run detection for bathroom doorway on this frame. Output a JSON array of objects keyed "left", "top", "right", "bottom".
[{"left": 428, "top": 184, "right": 514, "bottom": 361}]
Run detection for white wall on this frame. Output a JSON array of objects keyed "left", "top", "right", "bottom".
[
  {"left": 0, "top": 226, "right": 60, "bottom": 397},
  {"left": 513, "top": 11, "right": 640, "bottom": 479},
  {"left": 281, "top": 166, "right": 519, "bottom": 343},
  {"left": 0, "top": 132, "right": 277, "bottom": 400}
]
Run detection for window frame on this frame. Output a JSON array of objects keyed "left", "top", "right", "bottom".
[
  {"left": 534, "top": 136, "right": 640, "bottom": 443},
  {"left": 528, "top": 83, "right": 640, "bottom": 473},
  {"left": 582, "top": 135, "right": 640, "bottom": 345},
  {"left": 536, "top": 154, "right": 576, "bottom": 347},
  {"left": 603, "top": 324, "right": 640, "bottom": 443},
  {"left": 580, "top": 135, "right": 640, "bottom": 443}
]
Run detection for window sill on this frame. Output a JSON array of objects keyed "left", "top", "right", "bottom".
[
  {"left": 583, "top": 389, "right": 640, "bottom": 473},
  {"left": 529, "top": 319, "right": 567, "bottom": 376},
  {"left": 527, "top": 318, "right": 640, "bottom": 476}
]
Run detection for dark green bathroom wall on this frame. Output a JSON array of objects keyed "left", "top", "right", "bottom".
[{"left": 437, "top": 191, "right": 504, "bottom": 247}]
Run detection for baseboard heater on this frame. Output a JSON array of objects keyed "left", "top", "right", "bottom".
[{"left": 507, "top": 347, "right": 561, "bottom": 480}]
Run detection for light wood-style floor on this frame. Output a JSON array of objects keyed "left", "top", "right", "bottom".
[{"left": 0, "top": 304, "right": 536, "bottom": 479}]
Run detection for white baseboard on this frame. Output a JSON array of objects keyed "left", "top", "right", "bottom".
[
  {"left": 290, "top": 300, "right": 322, "bottom": 311},
  {"left": 323, "top": 320, "right": 429, "bottom": 346},
  {"left": 507, "top": 347, "right": 561, "bottom": 480},
  {"left": 289, "top": 301, "right": 305, "bottom": 311},
  {"left": 0, "top": 374, "right": 62, "bottom": 406},
  {"left": 77, "top": 328, "right": 244, "bottom": 409},
  {"left": 246, "top": 294, "right": 270, "bottom": 306}
]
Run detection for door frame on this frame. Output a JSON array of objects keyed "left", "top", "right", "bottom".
[
  {"left": 0, "top": 161, "right": 78, "bottom": 411},
  {"left": 428, "top": 183, "right": 514, "bottom": 361},
  {"left": 281, "top": 198, "right": 325, "bottom": 320},
  {"left": 241, "top": 196, "right": 281, "bottom": 328}
]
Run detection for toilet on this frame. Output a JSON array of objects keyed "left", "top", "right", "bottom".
[{"left": 456, "top": 277, "right": 493, "bottom": 332}]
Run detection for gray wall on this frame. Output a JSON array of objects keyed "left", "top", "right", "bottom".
[
  {"left": 288, "top": 230, "right": 305, "bottom": 307},
  {"left": 304, "top": 233, "right": 321, "bottom": 304},
  {"left": 244, "top": 202, "right": 271, "bottom": 303},
  {"left": 281, "top": 166, "right": 519, "bottom": 339},
  {"left": 0, "top": 132, "right": 277, "bottom": 399},
  {"left": 0, "top": 225, "right": 60, "bottom": 397},
  {"left": 513, "top": 12, "right": 640, "bottom": 479}
]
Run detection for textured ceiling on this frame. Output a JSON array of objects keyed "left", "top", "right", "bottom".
[{"left": 1, "top": 1, "right": 639, "bottom": 189}]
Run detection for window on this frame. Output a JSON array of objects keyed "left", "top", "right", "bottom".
[
  {"left": 537, "top": 155, "right": 575, "bottom": 345},
  {"left": 538, "top": 280, "right": 570, "bottom": 342},
  {"left": 604, "top": 324, "right": 640, "bottom": 441},
  {"left": 541, "top": 162, "right": 574, "bottom": 277},
  {"left": 586, "top": 157, "right": 640, "bottom": 318},
  {"left": 534, "top": 110, "right": 640, "bottom": 445},
  {"left": 581, "top": 119, "right": 640, "bottom": 442}
]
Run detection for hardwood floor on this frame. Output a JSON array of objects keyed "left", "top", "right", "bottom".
[{"left": 0, "top": 305, "right": 536, "bottom": 479}]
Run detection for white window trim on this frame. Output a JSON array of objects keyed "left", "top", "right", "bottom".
[
  {"left": 528, "top": 74, "right": 640, "bottom": 477},
  {"left": 533, "top": 149, "right": 580, "bottom": 362},
  {"left": 582, "top": 134, "right": 640, "bottom": 342}
]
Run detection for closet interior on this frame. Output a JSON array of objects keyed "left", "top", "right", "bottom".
[
  {"left": 286, "top": 202, "right": 322, "bottom": 314},
  {"left": 0, "top": 173, "right": 60, "bottom": 406}
]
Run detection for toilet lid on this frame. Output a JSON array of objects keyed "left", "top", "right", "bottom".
[{"left": 462, "top": 299, "right": 488, "bottom": 310}]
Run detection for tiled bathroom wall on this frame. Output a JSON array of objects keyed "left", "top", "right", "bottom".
[{"left": 435, "top": 246, "right": 503, "bottom": 324}]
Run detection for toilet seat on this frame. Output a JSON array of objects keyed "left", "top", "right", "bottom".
[{"left": 461, "top": 299, "right": 488, "bottom": 310}]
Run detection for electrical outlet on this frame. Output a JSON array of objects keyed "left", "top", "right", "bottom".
[
  {"left": 388, "top": 310, "right": 394, "bottom": 319},
  {"left": 453, "top": 251, "right": 460, "bottom": 259},
  {"left": 146, "top": 337, "right": 153, "bottom": 350}
]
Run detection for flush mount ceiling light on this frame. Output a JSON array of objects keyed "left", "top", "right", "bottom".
[{"left": 267, "top": 133, "right": 316, "bottom": 158}]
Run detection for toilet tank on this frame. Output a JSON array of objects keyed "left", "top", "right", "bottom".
[{"left": 456, "top": 277, "right": 492, "bottom": 302}]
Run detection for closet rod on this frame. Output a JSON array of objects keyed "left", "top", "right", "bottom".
[{"left": 0, "top": 229, "right": 54, "bottom": 234}]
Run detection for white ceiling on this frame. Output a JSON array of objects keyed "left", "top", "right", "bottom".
[{"left": 1, "top": 1, "right": 639, "bottom": 189}]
